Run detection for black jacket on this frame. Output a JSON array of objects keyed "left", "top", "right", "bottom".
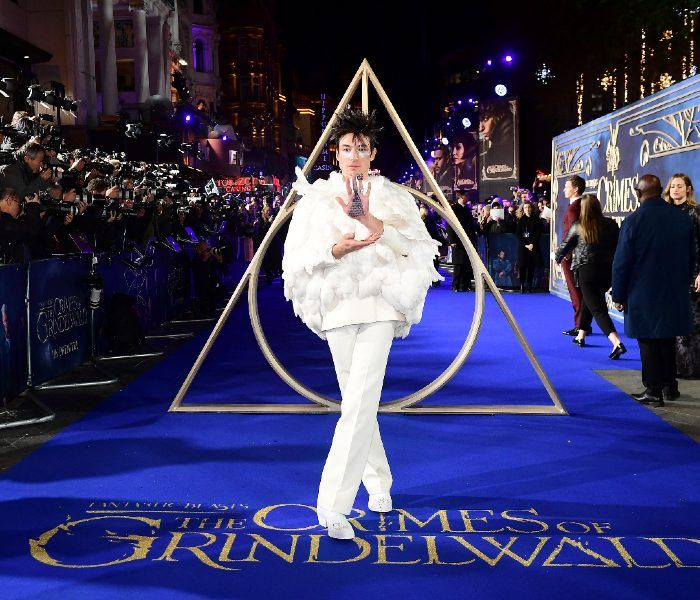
[
  {"left": 446, "top": 203, "right": 477, "bottom": 264},
  {"left": 0, "top": 160, "right": 49, "bottom": 199},
  {"left": 0, "top": 204, "right": 42, "bottom": 263},
  {"left": 555, "top": 217, "right": 619, "bottom": 271},
  {"left": 516, "top": 214, "right": 543, "bottom": 268}
]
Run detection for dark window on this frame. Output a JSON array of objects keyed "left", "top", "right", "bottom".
[
  {"left": 194, "top": 39, "right": 205, "bottom": 72},
  {"left": 116, "top": 60, "right": 135, "bottom": 91}
]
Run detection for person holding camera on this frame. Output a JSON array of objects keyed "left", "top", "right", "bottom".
[
  {"left": 0, "top": 188, "right": 42, "bottom": 263},
  {"left": 192, "top": 240, "right": 225, "bottom": 315},
  {"left": 38, "top": 183, "right": 86, "bottom": 255},
  {"left": 0, "top": 142, "right": 52, "bottom": 200}
]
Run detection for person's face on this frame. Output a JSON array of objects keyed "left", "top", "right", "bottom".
[
  {"left": 498, "top": 250, "right": 505, "bottom": 259},
  {"left": 669, "top": 177, "right": 689, "bottom": 202},
  {"left": 24, "top": 151, "right": 45, "bottom": 174},
  {"left": 523, "top": 203, "right": 532, "bottom": 216},
  {"left": 433, "top": 150, "right": 447, "bottom": 170},
  {"left": 49, "top": 187, "right": 62, "bottom": 200},
  {"left": 479, "top": 116, "right": 495, "bottom": 140},
  {"left": 0, "top": 196, "right": 21, "bottom": 218},
  {"left": 563, "top": 180, "right": 576, "bottom": 200},
  {"left": 336, "top": 133, "right": 376, "bottom": 179},
  {"left": 63, "top": 189, "right": 77, "bottom": 203},
  {"left": 452, "top": 143, "right": 465, "bottom": 163}
]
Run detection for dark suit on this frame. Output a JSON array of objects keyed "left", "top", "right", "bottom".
[
  {"left": 612, "top": 196, "right": 695, "bottom": 393},
  {"left": 446, "top": 202, "right": 476, "bottom": 291},
  {"left": 561, "top": 197, "right": 583, "bottom": 328}
]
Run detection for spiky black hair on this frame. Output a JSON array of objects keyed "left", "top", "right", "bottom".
[{"left": 329, "top": 107, "right": 383, "bottom": 148}]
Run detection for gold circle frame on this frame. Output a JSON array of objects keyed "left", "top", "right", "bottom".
[{"left": 247, "top": 183, "right": 486, "bottom": 412}]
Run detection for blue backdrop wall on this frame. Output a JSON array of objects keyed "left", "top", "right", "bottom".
[{"left": 549, "top": 74, "right": 700, "bottom": 317}]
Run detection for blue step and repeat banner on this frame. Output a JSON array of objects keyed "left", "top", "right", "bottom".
[
  {"left": 550, "top": 74, "right": 700, "bottom": 316},
  {"left": 28, "top": 256, "right": 92, "bottom": 386},
  {"left": 0, "top": 264, "right": 29, "bottom": 401}
]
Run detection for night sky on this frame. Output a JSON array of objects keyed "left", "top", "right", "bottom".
[
  {"left": 272, "top": 0, "right": 697, "bottom": 178},
  {"left": 273, "top": 0, "right": 563, "bottom": 177}
]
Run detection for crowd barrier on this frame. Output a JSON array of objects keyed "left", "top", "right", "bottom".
[
  {"left": 485, "top": 233, "right": 550, "bottom": 290},
  {"left": 0, "top": 240, "right": 226, "bottom": 404},
  {"left": 1, "top": 231, "right": 547, "bottom": 406}
]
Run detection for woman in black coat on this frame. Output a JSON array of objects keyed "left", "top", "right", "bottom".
[
  {"left": 555, "top": 194, "right": 625, "bottom": 359},
  {"left": 664, "top": 173, "right": 700, "bottom": 381},
  {"left": 515, "top": 201, "right": 541, "bottom": 292}
]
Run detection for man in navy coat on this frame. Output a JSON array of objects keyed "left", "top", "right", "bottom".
[{"left": 612, "top": 174, "right": 696, "bottom": 406}]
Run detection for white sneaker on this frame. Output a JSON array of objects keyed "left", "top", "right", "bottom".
[
  {"left": 368, "top": 493, "right": 393, "bottom": 513},
  {"left": 317, "top": 507, "right": 355, "bottom": 540}
]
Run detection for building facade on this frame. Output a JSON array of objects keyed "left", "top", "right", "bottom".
[
  {"left": 0, "top": 0, "right": 219, "bottom": 129},
  {"left": 218, "top": 0, "right": 289, "bottom": 177}
]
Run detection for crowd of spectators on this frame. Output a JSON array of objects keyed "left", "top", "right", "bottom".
[
  {"left": 0, "top": 111, "right": 284, "bottom": 317},
  {"left": 414, "top": 154, "right": 553, "bottom": 291}
]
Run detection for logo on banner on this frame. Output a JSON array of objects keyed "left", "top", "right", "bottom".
[{"left": 35, "top": 296, "right": 88, "bottom": 345}]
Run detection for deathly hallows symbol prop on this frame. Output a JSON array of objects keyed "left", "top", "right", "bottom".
[{"left": 170, "top": 59, "right": 567, "bottom": 416}]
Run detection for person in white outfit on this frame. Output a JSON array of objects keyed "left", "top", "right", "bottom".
[{"left": 282, "top": 108, "right": 442, "bottom": 539}]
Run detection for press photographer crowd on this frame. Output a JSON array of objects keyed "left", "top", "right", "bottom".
[
  {"left": 0, "top": 110, "right": 285, "bottom": 305},
  {"left": 0, "top": 110, "right": 291, "bottom": 410}
]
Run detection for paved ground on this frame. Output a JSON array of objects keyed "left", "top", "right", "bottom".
[{"left": 597, "top": 369, "right": 700, "bottom": 442}]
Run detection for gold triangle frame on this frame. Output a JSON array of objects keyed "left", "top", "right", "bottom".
[{"left": 169, "top": 60, "right": 567, "bottom": 416}]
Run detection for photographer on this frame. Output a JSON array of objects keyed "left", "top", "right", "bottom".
[
  {"left": 0, "top": 142, "right": 52, "bottom": 199},
  {"left": 39, "top": 183, "right": 86, "bottom": 255},
  {"left": 0, "top": 188, "right": 42, "bottom": 263},
  {"left": 154, "top": 191, "right": 176, "bottom": 239},
  {"left": 192, "top": 240, "right": 225, "bottom": 315}
]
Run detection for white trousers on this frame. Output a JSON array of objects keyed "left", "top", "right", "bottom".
[{"left": 317, "top": 321, "right": 395, "bottom": 515}]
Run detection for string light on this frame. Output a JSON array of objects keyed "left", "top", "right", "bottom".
[
  {"left": 536, "top": 63, "right": 555, "bottom": 84},
  {"left": 658, "top": 73, "right": 675, "bottom": 89},
  {"left": 624, "top": 53, "right": 629, "bottom": 104},
  {"left": 691, "top": 10, "right": 696, "bottom": 72},
  {"left": 599, "top": 70, "right": 614, "bottom": 91},
  {"left": 640, "top": 29, "right": 646, "bottom": 98},
  {"left": 576, "top": 73, "right": 584, "bottom": 126},
  {"left": 612, "top": 68, "right": 617, "bottom": 110}
]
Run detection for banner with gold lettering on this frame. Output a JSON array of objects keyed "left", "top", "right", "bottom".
[
  {"left": 28, "top": 256, "right": 91, "bottom": 386},
  {"left": 550, "top": 74, "right": 700, "bottom": 308}
]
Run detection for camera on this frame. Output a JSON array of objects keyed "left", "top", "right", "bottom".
[{"left": 38, "top": 193, "right": 79, "bottom": 217}]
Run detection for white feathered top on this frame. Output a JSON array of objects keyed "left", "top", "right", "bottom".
[{"left": 282, "top": 168, "right": 442, "bottom": 340}]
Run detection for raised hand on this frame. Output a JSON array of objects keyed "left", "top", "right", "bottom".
[{"left": 336, "top": 175, "right": 372, "bottom": 220}]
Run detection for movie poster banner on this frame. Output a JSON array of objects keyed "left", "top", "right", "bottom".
[
  {"left": 479, "top": 98, "right": 519, "bottom": 199},
  {"left": 28, "top": 256, "right": 91, "bottom": 386},
  {"left": 0, "top": 264, "right": 28, "bottom": 400},
  {"left": 550, "top": 75, "right": 700, "bottom": 316}
]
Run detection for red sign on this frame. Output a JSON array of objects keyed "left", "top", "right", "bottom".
[{"left": 215, "top": 176, "right": 281, "bottom": 193}]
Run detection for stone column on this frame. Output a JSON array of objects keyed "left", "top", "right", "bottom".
[
  {"left": 82, "top": 0, "right": 98, "bottom": 127},
  {"left": 98, "top": 0, "right": 119, "bottom": 115},
  {"left": 162, "top": 21, "right": 171, "bottom": 97},
  {"left": 147, "top": 15, "right": 165, "bottom": 97},
  {"left": 133, "top": 8, "right": 150, "bottom": 103}
]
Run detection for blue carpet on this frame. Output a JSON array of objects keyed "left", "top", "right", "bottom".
[{"left": 0, "top": 273, "right": 699, "bottom": 599}]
